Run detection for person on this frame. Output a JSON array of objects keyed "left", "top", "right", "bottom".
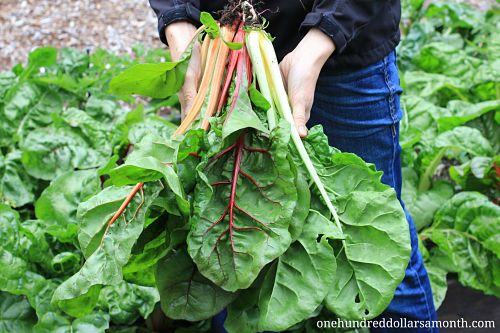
[{"left": 148, "top": 1, "right": 438, "bottom": 332}]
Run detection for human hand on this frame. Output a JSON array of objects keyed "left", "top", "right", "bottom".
[
  {"left": 165, "top": 21, "right": 202, "bottom": 119},
  {"left": 279, "top": 28, "right": 335, "bottom": 137}
]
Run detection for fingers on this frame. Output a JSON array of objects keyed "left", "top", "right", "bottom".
[
  {"left": 278, "top": 57, "right": 289, "bottom": 91},
  {"left": 179, "top": 42, "right": 202, "bottom": 119},
  {"left": 281, "top": 55, "right": 310, "bottom": 138},
  {"left": 179, "top": 77, "right": 198, "bottom": 119},
  {"left": 165, "top": 22, "right": 199, "bottom": 61},
  {"left": 292, "top": 101, "right": 309, "bottom": 138}
]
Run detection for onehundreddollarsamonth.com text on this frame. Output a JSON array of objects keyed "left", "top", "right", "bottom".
[{"left": 316, "top": 318, "right": 496, "bottom": 330}]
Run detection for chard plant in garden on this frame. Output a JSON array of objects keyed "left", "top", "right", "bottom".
[
  {"left": 48, "top": 3, "right": 412, "bottom": 331},
  {"left": 398, "top": 0, "right": 500, "bottom": 309}
]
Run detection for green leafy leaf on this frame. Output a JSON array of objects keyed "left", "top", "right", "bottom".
[
  {"left": 427, "top": 192, "right": 500, "bottom": 297},
  {"left": 0, "top": 150, "right": 35, "bottom": 207},
  {"left": 222, "top": 67, "right": 269, "bottom": 139},
  {"left": 438, "top": 100, "right": 500, "bottom": 132},
  {"left": 20, "top": 108, "right": 112, "bottom": 180},
  {"left": 34, "top": 311, "right": 110, "bottom": 333},
  {"left": 0, "top": 83, "right": 63, "bottom": 147},
  {"left": 52, "top": 182, "right": 162, "bottom": 317},
  {"left": 35, "top": 170, "right": 100, "bottom": 242},
  {"left": 188, "top": 125, "right": 296, "bottom": 291},
  {"left": 449, "top": 156, "right": 496, "bottom": 191},
  {"left": 435, "top": 126, "right": 494, "bottom": 156},
  {"left": 109, "top": 40, "right": 195, "bottom": 98},
  {"left": 425, "top": 2, "right": 484, "bottom": 29},
  {"left": 200, "top": 12, "right": 220, "bottom": 39},
  {"left": 128, "top": 116, "right": 177, "bottom": 145},
  {"left": 107, "top": 135, "right": 188, "bottom": 214},
  {"left": 402, "top": 167, "right": 454, "bottom": 230},
  {"left": 258, "top": 211, "right": 339, "bottom": 331},
  {"left": 156, "top": 247, "right": 236, "bottom": 321},
  {"left": 97, "top": 282, "right": 159, "bottom": 325},
  {"left": 324, "top": 189, "right": 411, "bottom": 320},
  {"left": 423, "top": 261, "right": 448, "bottom": 309},
  {"left": 27, "top": 47, "right": 57, "bottom": 71},
  {"left": 0, "top": 292, "right": 36, "bottom": 333},
  {"left": 302, "top": 126, "right": 411, "bottom": 320},
  {"left": 249, "top": 83, "right": 271, "bottom": 111}
]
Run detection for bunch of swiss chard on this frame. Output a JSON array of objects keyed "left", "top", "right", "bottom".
[{"left": 42, "top": 8, "right": 413, "bottom": 332}]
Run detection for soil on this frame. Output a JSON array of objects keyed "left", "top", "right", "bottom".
[
  {"left": 0, "top": 0, "right": 497, "bottom": 69},
  {"left": 438, "top": 278, "right": 500, "bottom": 332},
  {"left": 0, "top": 0, "right": 159, "bottom": 70}
]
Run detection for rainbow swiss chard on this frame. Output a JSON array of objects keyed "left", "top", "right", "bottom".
[{"left": 51, "top": 6, "right": 412, "bottom": 331}]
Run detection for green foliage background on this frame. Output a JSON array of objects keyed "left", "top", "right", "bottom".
[{"left": 0, "top": 1, "right": 498, "bottom": 332}]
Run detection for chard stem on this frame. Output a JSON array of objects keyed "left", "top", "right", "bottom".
[
  {"left": 246, "top": 31, "right": 278, "bottom": 130},
  {"left": 200, "top": 36, "right": 212, "bottom": 82},
  {"left": 175, "top": 37, "right": 221, "bottom": 136},
  {"left": 201, "top": 26, "right": 236, "bottom": 130},
  {"left": 418, "top": 148, "right": 445, "bottom": 192}
]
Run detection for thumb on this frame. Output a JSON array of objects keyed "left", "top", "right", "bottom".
[{"left": 292, "top": 103, "right": 308, "bottom": 138}]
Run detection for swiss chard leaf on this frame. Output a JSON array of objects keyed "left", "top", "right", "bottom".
[
  {"left": 0, "top": 83, "right": 63, "bottom": 147},
  {"left": 0, "top": 150, "right": 36, "bottom": 207},
  {"left": 188, "top": 124, "right": 297, "bottom": 291},
  {"left": 20, "top": 108, "right": 112, "bottom": 180},
  {"left": 302, "top": 126, "right": 411, "bottom": 320},
  {"left": 109, "top": 39, "right": 196, "bottom": 98},
  {"left": 324, "top": 189, "right": 411, "bottom": 320},
  {"left": 438, "top": 100, "right": 500, "bottom": 132},
  {"left": 127, "top": 115, "right": 178, "bottom": 145},
  {"left": 402, "top": 167, "right": 454, "bottom": 230},
  {"left": 222, "top": 66, "right": 268, "bottom": 139},
  {"left": 0, "top": 292, "right": 36, "bottom": 333},
  {"left": 449, "top": 156, "right": 498, "bottom": 194},
  {"left": 156, "top": 247, "right": 237, "bottom": 321},
  {"left": 35, "top": 170, "right": 100, "bottom": 243},
  {"left": 426, "top": 192, "right": 500, "bottom": 297},
  {"left": 258, "top": 211, "right": 340, "bottom": 331},
  {"left": 97, "top": 281, "right": 159, "bottom": 325},
  {"left": 200, "top": 12, "right": 220, "bottom": 39},
  {"left": 34, "top": 311, "right": 110, "bottom": 333},
  {"left": 52, "top": 182, "right": 162, "bottom": 317},
  {"left": 107, "top": 135, "right": 189, "bottom": 215},
  {"left": 424, "top": 261, "right": 448, "bottom": 309},
  {"left": 417, "top": 126, "right": 495, "bottom": 191}
]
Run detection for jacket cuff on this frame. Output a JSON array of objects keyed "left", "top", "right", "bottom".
[
  {"left": 299, "top": 12, "right": 348, "bottom": 55},
  {"left": 158, "top": 4, "right": 201, "bottom": 45}
]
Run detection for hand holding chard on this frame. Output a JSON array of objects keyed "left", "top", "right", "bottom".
[{"left": 279, "top": 27, "right": 336, "bottom": 137}]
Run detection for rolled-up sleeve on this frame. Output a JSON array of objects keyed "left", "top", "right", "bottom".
[
  {"left": 300, "top": 0, "right": 389, "bottom": 54},
  {"left": 148, "top": 0, "right": 201, "bottom": 44}
]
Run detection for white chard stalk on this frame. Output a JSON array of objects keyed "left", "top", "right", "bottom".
[
  {"left": 246, "top": 31, "right": 278, "bottom": 130},
  {"left": 246, "top": 30, "right": 343, "bottom": 231}
]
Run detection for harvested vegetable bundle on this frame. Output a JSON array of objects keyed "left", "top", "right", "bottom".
[{"left": 52, "top": 3, "right": 411, "bottom": 331}]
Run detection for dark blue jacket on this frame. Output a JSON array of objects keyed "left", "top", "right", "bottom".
[{"left": 148, "top": 0, "right": 401, "bottom": 71}]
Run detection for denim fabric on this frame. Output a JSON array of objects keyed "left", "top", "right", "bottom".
[
  {"left": 309, "top": 51, "right": 438, "bottom": 333},
  {"left": 212, "top": 51, "right": 438, "bottom": 333}
]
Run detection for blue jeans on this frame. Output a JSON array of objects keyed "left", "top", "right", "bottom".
[
  {"left": 213, "top": 51, "right": 438, "bottom": 332},
  {"left": 309, "top": 51, "right": 438, "bottom": 333}
]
